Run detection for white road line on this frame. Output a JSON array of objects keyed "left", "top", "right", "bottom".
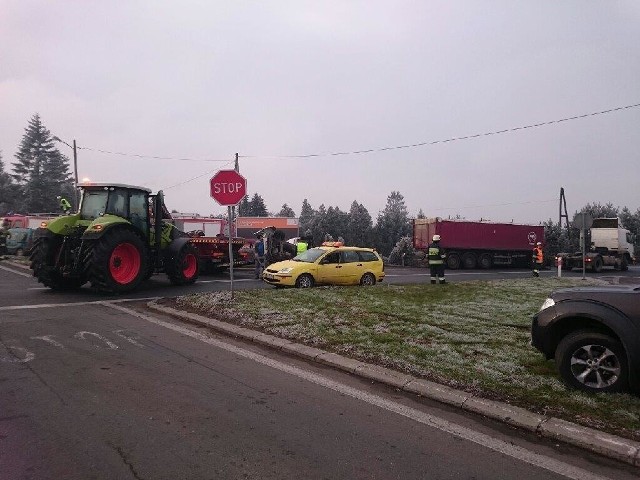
[
  {"left": 74, "top": 331, "right": 119, "bottom": 349},
  {"left": 197, "top": 278, "right": 256, "bottom": 283},
  {"left": 0, "top": 264, "right": 32, "bottom": 278},
  {"left": 31, "top": 335, "right": 65, "bottom": 349},
  {"left": 0, "top": 297, "right": 161, "bottom": 311},
  {"left": 105, "top": 302, "right": 614, "bottom": 480}
]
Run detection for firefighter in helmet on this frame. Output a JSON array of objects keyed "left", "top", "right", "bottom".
[
  {"left": 428, "top": 234, "right": 446, "bottom": 284},
  {"left": 532, "top": 242, "right": 544, "bottom": 277}
]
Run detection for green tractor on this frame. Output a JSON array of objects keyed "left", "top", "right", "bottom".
[{"left": 30, "top": 183, "right": 199, "bottom": 294}]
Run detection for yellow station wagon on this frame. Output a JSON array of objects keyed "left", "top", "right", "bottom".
[{"left": 262, "top": 243, "right": 385, "bottom": 288}]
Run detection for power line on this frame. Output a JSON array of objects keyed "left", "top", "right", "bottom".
[
  {"left": 77, "top": 146, "right": 231, "bottom": 163},
  {"left": 162, "top": 162, "right": 234, "bottom": 190},
  {"left": 241, "top": 101, "right": 640, "bottom": 159},
  {"left": 71, "top": 101, "right": 639, "bottom": 162}
]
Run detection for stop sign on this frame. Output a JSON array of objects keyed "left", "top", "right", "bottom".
[{"left": 210, "top": 170, "right": 247, "bottom": 206}]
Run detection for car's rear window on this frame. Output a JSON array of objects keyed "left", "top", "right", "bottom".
[{"left": 358, "top": 251, "right": 379, "bottom": 262}]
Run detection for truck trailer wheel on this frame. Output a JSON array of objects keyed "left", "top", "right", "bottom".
[
  {"left": 88, "top": 229, "right": 147, "bottom": 294},
  {"left": 462, "top": 252, "right": 477, "bottom": 269},
  {"left": 166, "top": 243, "right": 200, "bottom": 285},
  {"left": 478, "top": 253, "right": 492, "bottom": 269},
  {"left": 446, "top": 253, "right": 461, "bottom": 270}
]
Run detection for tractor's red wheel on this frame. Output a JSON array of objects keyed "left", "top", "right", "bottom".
[
  {"left": 88, "top": 229, "right": 148, "bottom": 294},
  {"left": 182, "top": 251, "right": 198, "bottom": 279},
  {"left": 166, "top": 243, "right": 200, "bottom": 286},
  {"left": 109, "top": 242, "right": 142, "bottom": 284}
]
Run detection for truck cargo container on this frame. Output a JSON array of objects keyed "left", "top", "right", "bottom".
[{"left": 413, "top": 218, "right": 544, "bottom": 269}]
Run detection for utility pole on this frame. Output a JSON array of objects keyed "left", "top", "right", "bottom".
[
  {"left": 72, "top": 140, "right": 79, "bottom": 209},
  {"left": 559, "top": 187, "right": 569, "bottom": 230},
  {"left": 52, "top": 136, "right": 80, "bottom": 210}
]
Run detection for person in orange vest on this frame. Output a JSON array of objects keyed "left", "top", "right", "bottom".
[{"left": 532, "top": 242, "right": 544, "bottom": 277}]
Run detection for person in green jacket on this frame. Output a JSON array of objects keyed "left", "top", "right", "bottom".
[
  {"left": 57, "top": 196, "right": 72, "bottom": 214},
  {"left": 296, "top": 238, "right": 308, "bottom": 255}
]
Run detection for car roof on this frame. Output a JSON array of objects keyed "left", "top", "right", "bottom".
[{"left": 314, "top": 245, "right": 376, "bottom": 252}]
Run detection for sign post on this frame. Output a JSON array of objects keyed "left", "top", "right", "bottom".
[
  {"left": 210, "top": 170, "right": 247, "bottom": 298},
  {"left": 572, "top": 212, "right": 593, "bottom": 281}
]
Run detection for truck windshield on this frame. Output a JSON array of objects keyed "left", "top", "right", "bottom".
[{"left": 80, "top": 190, "right": 109, "bottom": 220}]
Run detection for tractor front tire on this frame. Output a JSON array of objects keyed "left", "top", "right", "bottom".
[
  {"left": 30, "top": 237, "right": 85, "bottom": 291},
  {"left": 88, "top": 229, "right": 147, "bottom": 294},
  {"left": 166, "top": 243, "right": 200, "bottom": 286}
]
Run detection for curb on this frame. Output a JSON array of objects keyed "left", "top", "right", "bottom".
[{"left": 147, "top": 301, "right": 640, "bottom": 467}]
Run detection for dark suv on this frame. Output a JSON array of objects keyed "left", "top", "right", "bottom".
[{"left": 531, "top": 285, "right": 640, "bottom": 393}]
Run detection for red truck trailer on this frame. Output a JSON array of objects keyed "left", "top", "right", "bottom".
[{"left": 413, "top": 218, "right": 544, "bottom": 269}]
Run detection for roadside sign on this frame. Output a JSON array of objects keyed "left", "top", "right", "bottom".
[
  {"left": 210, "top": 170, "right": 247, "bottom": 206},
  {"left": 572, "top": 212, "right": 593, "bottom": 230}
]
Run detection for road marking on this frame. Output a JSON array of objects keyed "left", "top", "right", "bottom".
[
  {"left": 105, "top": 302, "right": 614, "bottom": 480},
  {"left": 0, "top": 297, "right": 161, "bottom": 311},
  {"left": 1, "top": 346, "right": 35, "bottom": 363},
  {"left": 0, "top": 264, "right": 32, "bottom": 278},
  {"left": 74, "top": 331, "right": 119, "bottom": 349},
  {"left": 31, "top": 335, "right": 65, "bottom": 349},
  {"left": 113, "top": 330, "right": 145, "bottom": 347},
  {"left": 385, "top": 270, "right": 556, "bottom": 277},
  {"left": 197, "top": 278, "right": 255, "bottom": 284}
]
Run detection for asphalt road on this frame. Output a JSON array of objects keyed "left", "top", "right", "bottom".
[
  {"left": 1, "top": 258, "right": 639, "bottom": 308},
  {"left": 2, "top": 260, "right": 640, "bottom": 479}
]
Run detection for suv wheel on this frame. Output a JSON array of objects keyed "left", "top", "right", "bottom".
[{"left": 555, "top": 330, "right": 628, "bottom": 393}]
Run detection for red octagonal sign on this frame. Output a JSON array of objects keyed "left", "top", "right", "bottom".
[{"left": 210, "top": 170, "right": 247, "bottom": 206}]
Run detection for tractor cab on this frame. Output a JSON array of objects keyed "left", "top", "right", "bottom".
[{"left": 79, "top": 183, "right": 152, "bottom": 236}]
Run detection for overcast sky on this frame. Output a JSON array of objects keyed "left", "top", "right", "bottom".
[{"left": 1, "top": 1, "right": 639, "bottom": 224}]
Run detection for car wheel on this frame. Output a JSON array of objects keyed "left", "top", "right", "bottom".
[
  {"left": 295, "top": 273, "right": 314, "bottom": 288},
  {"left": 360, "top": 273, "right": 376, "bottom": 286},
  {"left": 555, "top": 330, "right": 628, "bottom": 393}
]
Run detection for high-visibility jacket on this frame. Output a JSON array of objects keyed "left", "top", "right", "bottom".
[
  {"left": 533, "top": 247, "right": 543, "bottom": 264},
  {"left": 428, "top": 242, "right": 445, "bottom": 265},
  {"left": 297, "top": 241, "right": 308, "bottom": 254}
]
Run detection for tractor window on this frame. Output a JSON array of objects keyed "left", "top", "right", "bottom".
[
  {"left": 129, "top": 192, "right": 148, "bottom": 235},
  {"left": 107, "top": 190, "right": 128, "bottom": 218},
  {"left": 80, "top": 191, "right": 109, "bottom": 220}
]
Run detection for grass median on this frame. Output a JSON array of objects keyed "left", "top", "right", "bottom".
[{"left": 174, "top": 276, "right": 640, "bottom": 440}]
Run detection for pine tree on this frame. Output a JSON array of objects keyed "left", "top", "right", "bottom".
[
  {"left": 374, "top": 191, "right": 411, "bottom": 256},
  {"left": 277, "top": 203, "right": 296, "bottom": 217},
  {"left": 237, "top": 195, "right": 251, "bottom": 216},
  {"left": 347, "top": 201, "right": 373, "bottom": 247},
  {"left": 299, "top": 199, "right": 315, "bottom": 236},
  {"left": 0, "top": 151, "right": 19, "bottom": 214},
  {"left": 12, "top": 114, "right": 73, "bottom": 213},
  {"left": 249, "top": 193, "right": 268, "bottom": 217}
]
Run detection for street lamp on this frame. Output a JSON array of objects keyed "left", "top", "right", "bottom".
[{"left": 52, "top": 136, "right": 79, "bottom": 209}]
